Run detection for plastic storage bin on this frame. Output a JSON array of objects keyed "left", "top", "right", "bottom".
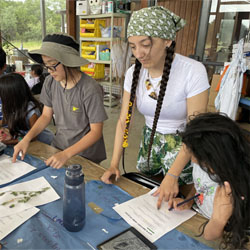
[
  {"left": 80, "top": 19, "right": 106, "bottom": 38},
  {"left": 99, "top": 50, "right": 110, "bottom": 61},
  {"left": 81, "top": 63, "right": 105, "bottom": 79},
  {"left": 81, "top": 42, "right": 106, "bottom": 60}
]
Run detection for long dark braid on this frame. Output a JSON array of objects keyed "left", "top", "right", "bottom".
[
  {"left": 122, "top": 59, "right": 142, "bottom": 172},
  {"left": 147, "top": 41, "right": 176, "bottom": 166}
]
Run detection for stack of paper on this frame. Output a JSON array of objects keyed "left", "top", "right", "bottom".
[
  {"left": 0, "top": 154, "right": 36, "bottom": 186},
  {"left": 113, "top": 188, "right": 196, "bottom": 243},
  {"left": 0, "top": 177, "right": 60, "bottom": 240}
]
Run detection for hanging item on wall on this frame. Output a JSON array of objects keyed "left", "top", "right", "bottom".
[
  {"left": 88, "top": 0, "right": 102, "bottom": 14},
  {"left": 215, "top": 39, "right": 247, "bottom": 120}
]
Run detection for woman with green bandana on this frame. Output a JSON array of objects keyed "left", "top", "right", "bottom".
[{"left": 101, "top": 6, "right": 209, "bottom": 208}]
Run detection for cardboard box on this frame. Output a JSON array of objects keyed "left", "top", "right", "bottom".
[
  {"left": 208, "top": 90, "right": 218, "bottom": 106},
  {"left": 210, "top": 74, "right": 221, "bottom": 91},
  {"left": 207, "top": 105, "right": 217, "bottom": 113},
  {"left": 76, "top": 0, "right": 89, "bottom": 15}
]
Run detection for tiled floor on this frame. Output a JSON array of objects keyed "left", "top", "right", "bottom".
[{"left": 47, "top": 104, "right": 145, "bottom": 174}]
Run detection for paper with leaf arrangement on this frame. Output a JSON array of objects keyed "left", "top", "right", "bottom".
[
  {"left": 113, "top": 187, "right": 196, "bottom": 242},
  {"left": 0, "top": 154, "right": 36, "bottom": 185},
  {"left": 0, "top": 207, "right": 39, "bottom": 240},
  {"left": 0, "top": 176, "right": 60, "bottom": 217}
]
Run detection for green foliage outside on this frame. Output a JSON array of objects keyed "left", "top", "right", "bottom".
[{"left": 0, "top": 0, "right": 66, "bottom": 54}]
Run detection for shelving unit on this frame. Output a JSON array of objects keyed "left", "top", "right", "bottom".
[{"left": 79, "top": 13, "right": 129, "bottom": 107}]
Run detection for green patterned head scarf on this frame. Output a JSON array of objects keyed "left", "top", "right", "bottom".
[{"left": 127, "top": 6, "right": 186, "bottom": 40}]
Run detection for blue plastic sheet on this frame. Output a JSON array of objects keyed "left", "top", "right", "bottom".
[{"left": 1, "top": 156, "right": 212, "bottom": 249}]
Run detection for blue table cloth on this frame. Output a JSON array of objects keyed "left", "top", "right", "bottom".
[
  {"left": 1, "top": 156, "right": 212, "bottom": 249},
  {"left": 0, "top": 146, "right": 48, "bottom": 188}
]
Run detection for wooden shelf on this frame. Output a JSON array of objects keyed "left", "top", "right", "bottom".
[
  {"left": 80, "top": 37, "right": 122, "bottom": 42},
  {"left": 87, "top": 59, "right": 111, "bottom": 64},
  {"left": 79, "top": 13, "right": 128, "bottom": 19},
  {"left": 79, "top": 12, "right": 128, "bottom": 107}
]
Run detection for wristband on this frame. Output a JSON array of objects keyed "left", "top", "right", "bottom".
[{"left": 166, "top": 172, "right": 179, "bottom": 179}]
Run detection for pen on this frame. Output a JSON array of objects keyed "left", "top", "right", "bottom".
[{"left": 168, "top": 193, "right": 200, "bottom": 211}]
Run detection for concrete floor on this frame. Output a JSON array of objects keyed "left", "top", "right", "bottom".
[
  {"left": 100, "top": 105, "right": 145, "bottom": 174},
  {"left": 47, "top": 104, "right": 145, "bottom": 174}
]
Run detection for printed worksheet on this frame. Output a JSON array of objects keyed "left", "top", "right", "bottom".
[
  {"left": 0, "top": 154, "right": 36, "bottom": 185},
  {"left": 0, "top": 207, "right": 39, "bottom": 240},
  {"left": 0, "top": 176, "right": 60, "bottom": 217},
  {"left": 113, "top": 188, "right": 196, "bottom": 242}
]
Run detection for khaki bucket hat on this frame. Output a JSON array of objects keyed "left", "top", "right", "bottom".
[{"left": 28, "top": 33, "right": 89, "bottom": 67}]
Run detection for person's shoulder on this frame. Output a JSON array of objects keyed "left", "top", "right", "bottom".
[
  {"left": 79, "top": 73, "right": 103, "bottom": 94},
  {"left": 126, "top": 63, "right": 146, "bottom": 77},
  {"left": 43, "top": 75, "right": 55, "bottom": 86},
  {"left": 27, "top": 101, "right": 35, "bottom": 109},
  {"left": 175, "top": 53, "right": 205, "bottom": 70}
]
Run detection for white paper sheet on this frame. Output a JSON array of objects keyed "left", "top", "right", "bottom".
[
  {"left": 113, "top": 188, "right": 196, "bottom": 242},
  {"left": 0, "top": 154, "right": 36, "bottom": 185},
  {"left": 0, "top": 207, "right": 39, "bottom": 240},
  {"left": 0, "top": 176, "right": 60, "bottom": 217}
]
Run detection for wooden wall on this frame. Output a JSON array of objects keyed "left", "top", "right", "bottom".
[
  {"left": 69, "top": 0, "right": 202, "bottom": 57},
  {"left": 154, "top": 0, "right": 202, "bottom": 57},
  {"left": 113, "top": 0, "right": 202, "bottom": 56}
]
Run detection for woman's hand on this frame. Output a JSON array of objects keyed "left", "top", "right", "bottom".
[
  {"left": 0, "top": 128, "right": 12, "bottom": 142},
  {"left": 101, "top": 166, "right": 120, "bottom": 184},
  {"left": 153, "top": 174, "right": 179, "bottom": 209},
  {"left": 168, "top": 197, "right": 194, "bottom": 211},
  {"left": 45, "top": 151, "right": 70, "bottom": 169},
  {"left": 13, "top": 138, "right": 30, "bottom": 162}
]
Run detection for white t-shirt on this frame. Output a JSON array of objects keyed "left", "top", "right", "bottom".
[
  {"left": 124, "top": 53, "right": 210, "bottom": 134},
  {"left": 192, "top": 163, "right": 218, "bottom": 219},
  {"left": 27, "top": 76, "right": 40, "bottom": 89}
]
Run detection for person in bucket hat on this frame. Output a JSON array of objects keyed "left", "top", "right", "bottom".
[
  {"left": 101, "top": 6, "right": 209, "bottom": 206},
  {"left": 13, "top": 33, "right": 108, "bottom": 168}
]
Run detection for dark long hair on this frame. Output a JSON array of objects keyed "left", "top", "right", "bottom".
[
  {"left": 31, "top": 64, "right": 45, "bottom": 84},
  {"left": 181, "top": 112, "right": 250, "bottom": 249},
  {"left": 147, "top": 41, "right": 176, "bottom": 165},
  {"left": 0, "top": 73, "right": 42, "bottom": 137}
]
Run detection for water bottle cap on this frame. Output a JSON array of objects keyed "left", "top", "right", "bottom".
[{"left": 66, "top": 164, "right": 84, "bottom": 178}]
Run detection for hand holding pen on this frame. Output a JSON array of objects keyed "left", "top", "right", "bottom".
[{"left": 168, "top": 194, "right": 200, "bottom": 211}]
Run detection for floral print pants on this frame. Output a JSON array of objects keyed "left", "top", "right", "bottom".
[{"left": 136, "top": 125, "right": 193, "bottom": 185}]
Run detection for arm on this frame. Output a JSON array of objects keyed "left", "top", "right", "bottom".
[
  {"left": 13, "top": 106, "right": 53, "bottom": 162},
  {"left": 101, "top": 90, "right": 132, "bottom": 184},
  {"left": 203, "top": 182, "right": 233, "bottom": 241},
  {"left": 45, "top": 122, "right": 104, "bottom": 169},
  {"left": 154, "top": 89, "right": 209, "bottom": 208}
]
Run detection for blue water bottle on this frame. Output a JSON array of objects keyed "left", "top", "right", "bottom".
[{"left": 63, "top": 164, "right": 86, "bottom": 232}]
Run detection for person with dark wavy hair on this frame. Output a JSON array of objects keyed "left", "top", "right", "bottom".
[
  {"left": 170, "top": 112, "right": 250, "bottom": 249},
  {"left": 0, "top": 73, "right": 53, "bottom": 145},
  {"left": 0, "top": 47, "right": 7, "bottom": 124},
  {"left": 101, "top": 6, "right": 210, "bottom": 204}
]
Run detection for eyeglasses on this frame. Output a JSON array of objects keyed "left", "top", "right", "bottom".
[{"left": 43, "top": 62, "right": 61, "bottom": 72}]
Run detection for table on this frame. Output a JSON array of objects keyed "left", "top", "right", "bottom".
[{"left": 2, "top": 141, "right": 220, "bottom": 249}]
